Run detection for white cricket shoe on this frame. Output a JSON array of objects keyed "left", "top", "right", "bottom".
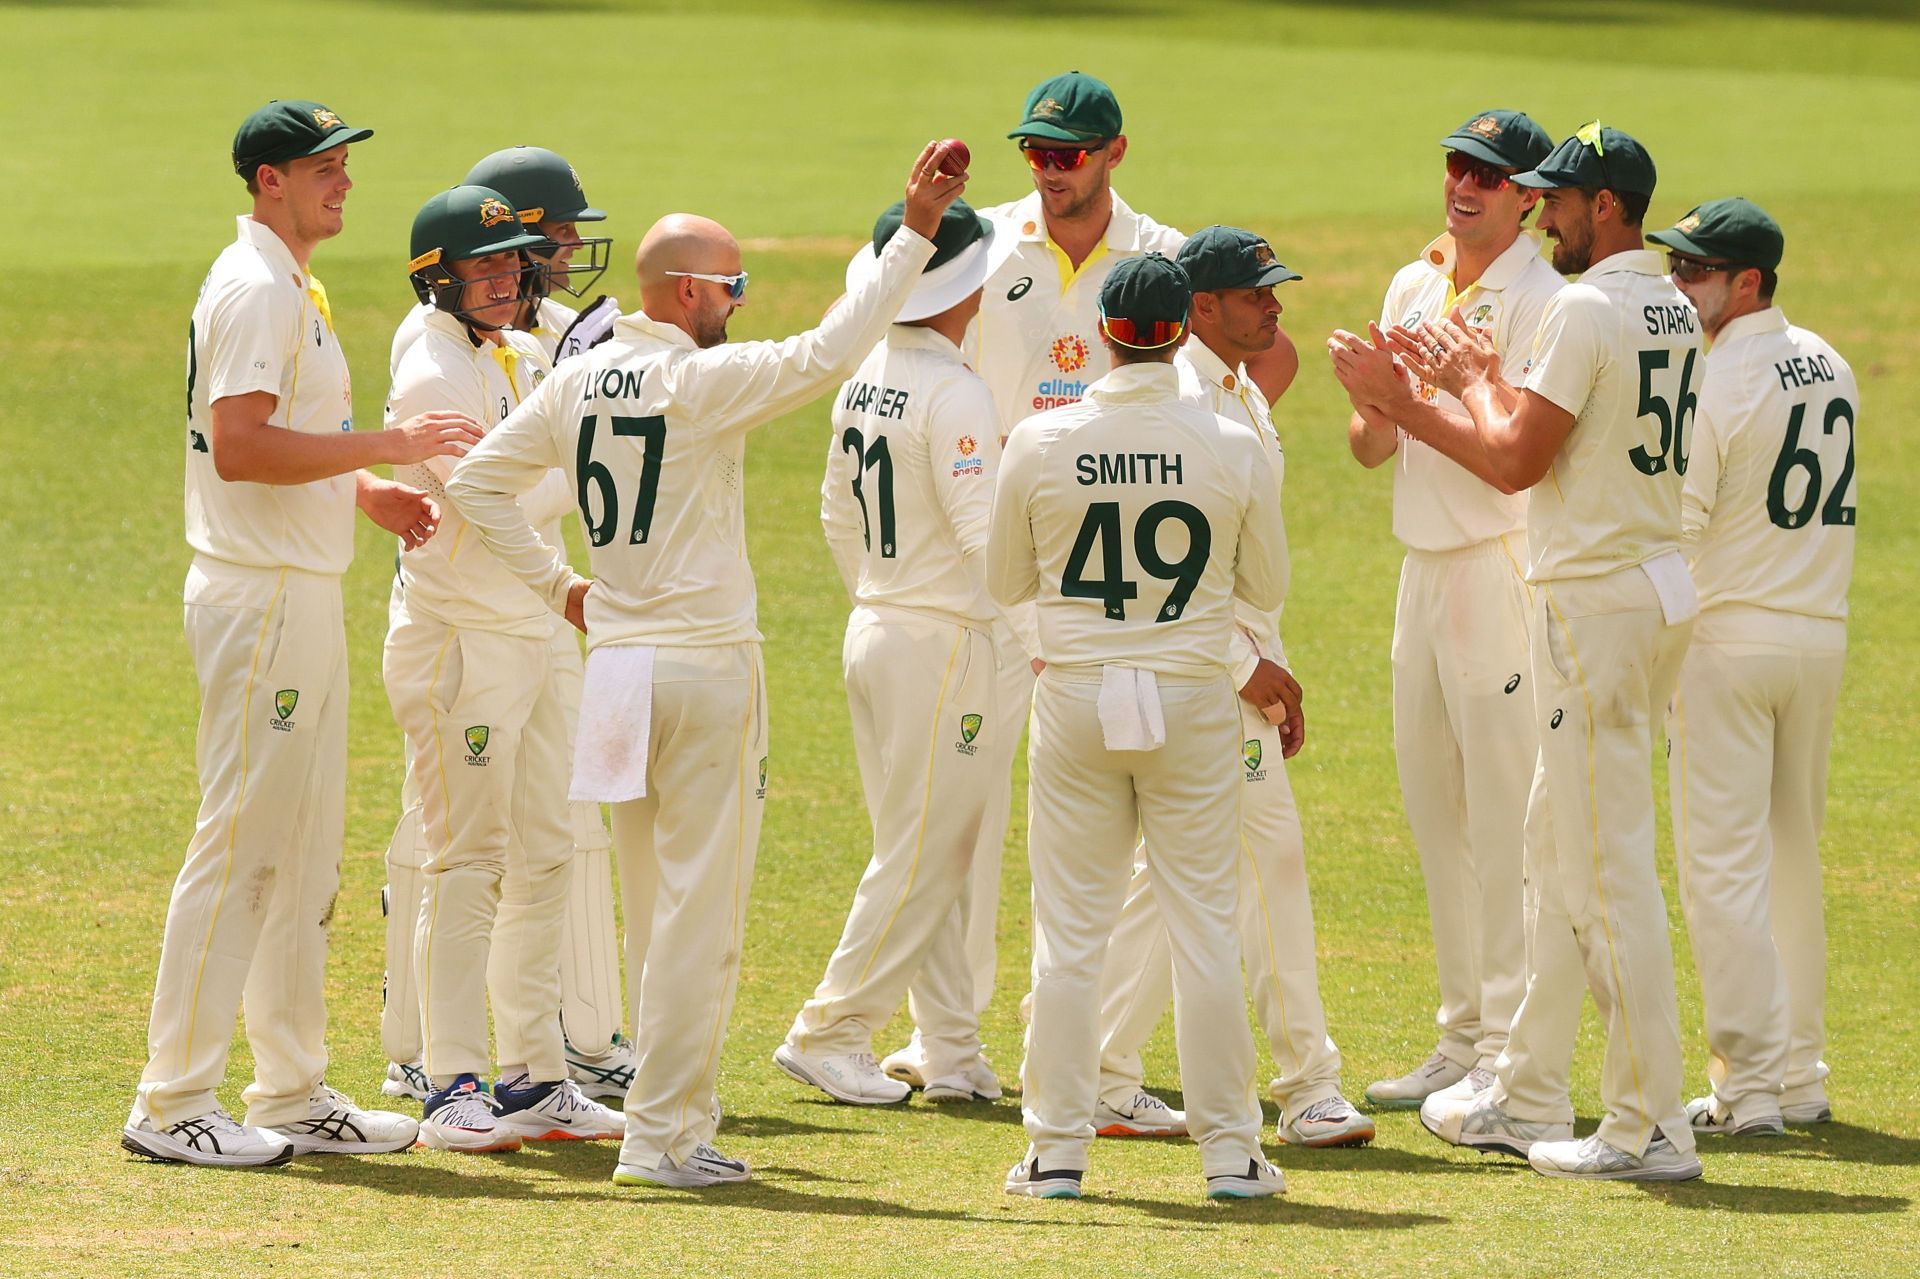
[
  {"left": 565, "top": 1031, "right": 638, "bottom": 1102},
  {"left": 614, "top": 1144, "right": 751, "bottom": 1188},
  {"left": 265, "top": 1084, "right": 418, "bottom": 1154},
  {"left": 1366, "top": 1050, "right": 1469, "bottom": 1109},
  {"left": 1780, "top": 1085, "right": 1832, "bottom": 1125},
  {"left": 1205, "top": 1158, "right": 1287, "bottom": 1200},
  {"left": 1685, "top": 1095, "right": 1784, "bottom": 1137},
  {"left": 1094, "top": 1089, "right": 1187, "bottom": 1138},
  {"left": 880, "top": 1033, "right": 929, "bottom": 1088},
  {"left": 772, "top": 1044, "right": 910, "bottom": 1105},
  {"left": 381, "top": 1059, "right": 431, "bottom": 1102},
  {"left": 1004, "top": 1157, "right": 1083, "bottom": 1199},
  {"left": 924, "top": 1057, "right": 1004, "bottom": 1103},
  {"left": 1529, "top": 1131, "right": 1703, "bottom": 1181},
  {"left": 121, "top": 1106, "right": 293, "bottom": 1169},
  {"left": 1423, "top": 1066, "right": 1498, "bottom": 1108},
  {"left": 1421, "top": 1090, "right": 1571, "bottom": 1158},
  {"left": 1277, "top": 1094, "right": 1376, "bottom": 1147},
  {"left": 493, "top": 1077, "right": 622, "bottom": 1141},
  {"left": 418, "top": 1077, "right": 521, "bottom": 1154}
]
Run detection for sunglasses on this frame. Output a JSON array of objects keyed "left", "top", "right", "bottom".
[
  {"left": 1099, "top": 312, "right": 1187, "bottom": 349},
  {"left": 1020, "top": 140, "right": 1109, "bottom": 173},
  {"left": 665, "top": 269, "right": 749, "bottom": 300},
  {"left": 1666, "top": 256, "right": 1746, "bottom": 284},
  {"left": 1445, "top": 151, "right": 1514, "bottom": 192}
]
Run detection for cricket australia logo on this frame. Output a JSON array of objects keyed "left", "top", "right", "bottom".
[
  {"left": 1243, "top": 738, "right": 1266, "bottom": 782},
  {"left": 1470, "top": 302, "right": 1495, "bottom": 326},
  {"left": 955, "top": 713, "right": 984, "bottom": 756},
  {"left": 756, "top": 756, "right": 768, "bottom": 800},
  {"left": 464, "top": 725, "right": 491, "bottom": 766},
  {"left": 270, "top": 689, "right": 299, "bottom": 732},
  {"left": 311, "top": 108, "right": 343, "bottom": 129},
  {"left": 478, "top": 198, "right": 514, "bottom": 229}
]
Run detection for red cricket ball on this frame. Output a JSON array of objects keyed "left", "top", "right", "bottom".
[{"left": 937, "top": 139, "right": 970, "bottom": 177}]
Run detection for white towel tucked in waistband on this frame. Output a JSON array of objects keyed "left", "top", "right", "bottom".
[
  {"left": 1640, "top": 550, "right": 1699, "bottom": 627},
  {"left": 1097, "top": 665, "right": 1165, "bottom": 752},
  {"left": 569, "top": 644, "right": 656, "bottom": 803}
]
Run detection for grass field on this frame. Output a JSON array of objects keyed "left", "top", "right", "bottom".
[{"left": 3, "top": 1, "right": 1918, "bottom": 1275}]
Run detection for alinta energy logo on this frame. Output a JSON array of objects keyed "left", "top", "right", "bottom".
[
  {"left": 952, "top": 434, "right": 984, "bottom": 478},
  {"left": 270, "top": 689, "right": 299, "bottom": 732},
  {"left": 465, "top": 725, "right": 492, "bottom": 766},
  {"left": 1051, "top": 334, "right": 1089, "bottom": 373},
  {"left": 1033, "top": 334, "right": 1092, "bottom": 412}
]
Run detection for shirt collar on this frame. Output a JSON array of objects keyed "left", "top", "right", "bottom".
[
  {"left": 236, "top": 215, "right": 302, "bottom": 284},
  {"left": 422, "top": 305, "right": 488, "bottom": 351},
  {"left": 1087, "top": 360, "right": 1181, "bottom": 402},
  {"left": 1007, "top": 188, "right": 1146, "bottom": 252},
  {"left": 1415, "top": 230, "right": 1546, "bottom": 293},
  {"left": 1713, "top": 305, "right": 1788, "bottom": 348},
  {"left": 615, "top": 309, "right": 698, "bottom": 350},
  {"left": 887, "top": 324, "right": 966, "bottom": 362},
  {"left": 1578, "top": 248, "right": 1668, "bottom": 283},
  {"left": 1176, "top": 337, "right": 1246, "bottom": 393}
]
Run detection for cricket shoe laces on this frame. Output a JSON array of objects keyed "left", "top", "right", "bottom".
[{"left": 268, "top": 1084, "right": 418, "bottom": 1153}]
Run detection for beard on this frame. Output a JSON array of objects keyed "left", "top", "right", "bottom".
[
  {"left": 1548, "top": 229, "right": 1593, "bottom": 274},
  {"left": 691, "top": 299, "right": 731, "bottom": 348}
]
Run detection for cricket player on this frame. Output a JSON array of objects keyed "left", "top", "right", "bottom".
[
  {"left": 776, "top": 198, "right": 1019, "bottom": 1106},
  {"left": 1338, "top": 123, "right": 1704, "bottom": 1181},
  {"left": 1088, "top": 226, "right": 1372, "bottom": 1147},
  {"left": 990, "top": 254, "right": 1289, "bottom": 1200},
  {"left": 378, "top": 147, "right": 634, "bottom": 1106},
  {"left": 1647, "top": 199, "right": 1856, "bottom": 1136},
  {"left": 891, "top": 71, "right": 1291, "bottom": 1136},
  {"left": 123, "top": 99, "right": 474, "bottom": 1168},
  {"left": 1330, "top": 110, "right": 1562, "bottom": 1110},
  {"left": 384, "top": 184, "right": 624, "bottom": 1153},
  {"left": 443, "top": 140, "right": 968, "bottom": 1188}
]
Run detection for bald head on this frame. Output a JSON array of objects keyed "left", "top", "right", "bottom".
[{"left": 636, "top": 214, "right": 744, "bottom": 346}]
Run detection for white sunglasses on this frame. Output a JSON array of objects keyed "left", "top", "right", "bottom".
[{"left": 664, "top": 269, "right": 749, "bottom": 300}]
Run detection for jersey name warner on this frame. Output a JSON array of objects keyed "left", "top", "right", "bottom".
[
  {"left": 1074, "top": 452, "right": 1186, "bottom": 485},
  {"left": 841, "top": 379, "right": 910, "bottom": 420}
]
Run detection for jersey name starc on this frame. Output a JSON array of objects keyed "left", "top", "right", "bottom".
[
  {"left": 1683, "top": 308, "right": 1857, "bottom": 620},
  {"left": 185, "top": 216, "right": 356, "bottom": 576},
  {"left": 969, "top": 190, "right": 1184, "bottom": 434},
  {"left": 1380, "top": 232, "right": 1562, "bottom": 551},
  {"left": 988, "top": 363, "right": 1287, "bottom": 677},
  {"left": 822, "top": 326, "right": 1002, "bottom": 626},
  {"left": 1523, "top": 250, "right": 1702, "bottom": 582},
  {"left": 388, "top": 312, "right": 568, "bottom": 637}
]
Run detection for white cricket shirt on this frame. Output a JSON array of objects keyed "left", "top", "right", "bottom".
[
  {"left": 444, "top": 225, "right": 937, "bottom": 650},
  {"left": 184, "top": 216, "right": 356, "bottom": 576},
  {"left": 387, "top": 311, "right": 573, "bottom": 637},
  {"left": 1683, "top": 307, "right": 1857, "bottom": 621},
  {"left": 390, "top": 295, "right": 580, "bottom": 376},
  {"left": 969, "top": 190, "right": 1185, "bottom": 433},
  {"left": 986, "top": 361, "right": 1288, "bottom": 678},
  {"left": 1523, "top": 249, "right": 1702, "bottom": 582},
  {"left": 1378, "top": 232, "right": 1562, "bottom": 552},
  {"left": 1175, "top": 338, "right": 1290, "bottom": 679},
  {"left": 821, "top": 325, "right": 1003, "bottom": 628}
]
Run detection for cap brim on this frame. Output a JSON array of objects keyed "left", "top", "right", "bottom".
[
  {"left": 845, "top": 219, "right": 1018, "bottom": 323},
  {"left": 1007, "top": 122, "right": 1102, "bottom": 142},
  {"left": 1442, "top": 136, "right": 1518, "bottom": 170},
  {"left": 1511, "top": 168, "right": 1571, "bottom": 189},
  {"left": 302, "top": 126, "right": 374, "bottom": 158},
  {"left": 1645, "top": 228, "right": 1712, "bottom": 257},
  {"left": 1190, "top": 263, "right": 1303, "bottom": 292}
]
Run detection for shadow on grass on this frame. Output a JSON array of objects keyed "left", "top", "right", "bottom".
[
  {"left": 718, "top": 1112, "right": 865, "bottom": 1139},
  {"left": 1267, "top": 1139, "right": 1524, "bottom": 1176},
  {"left": 1101, "top": 1196, "right": 1447, "bottom": 1230},
  {"left": 1636, "top": 1181, "right": 1910, "bottom": 1215},
  {"left": 1731, "top": 1122, "right": 1920, "bottom": 1168}
]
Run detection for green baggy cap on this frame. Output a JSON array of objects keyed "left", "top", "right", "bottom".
[
  {"left": 232, "top": 99, "right": 372, "bottom": 175},
  {"left": 1008, "top": 70, "right": 1122, "bottom": 143},
  {"left": 1099, "top": 253, "right": 1190, "bottom": 328},
  {"left": 1647, "top": 197, "right": 1783, "bottom": 270},
  {"left": 1177, "top": 226, "right": 1302, "bottom": 292},
  {"left": 1442, "top": 109, "right": 1553, "bottom": 173},
  {"left": 1514, "top": 121, "right": 1657, "bottom": 197}
]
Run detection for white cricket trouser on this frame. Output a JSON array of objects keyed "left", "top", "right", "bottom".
[
  {"left": 549, "top": 622, "right": 622, "bottom": 1057},
  {"left": 787, "top": 609, "right": 996, "bottom": 1073},
  {"left": 614, "top": 644, "right": 768, "bottom": 1170},
  {"left": 1095, "top": 689, "right": 1343, "bottom": 1115},
  {"left": 1669, "top": 605, "right": 1843, "bottom": 1116},
  {"left": 137, "top": 557, "right": 347, "bottom": 1128},
  {"left": 381, "top": 574, "right": 427, "bottom": 1067},
  {"left": 907, "top": 619, "right": 1034, "bottom": 1045},
  {"left": 385, "top": 608, "right": 572, "bottom": 1085},
  {"left": 1024, "top": 668, "right": 1262, "bottom": 1178},
  {"left": 1392, "top": 536, "right": 1535, "bottom": 1068},
  {"left": 1492, "top": 563, "right": 1694, "bottom": 1157}
]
